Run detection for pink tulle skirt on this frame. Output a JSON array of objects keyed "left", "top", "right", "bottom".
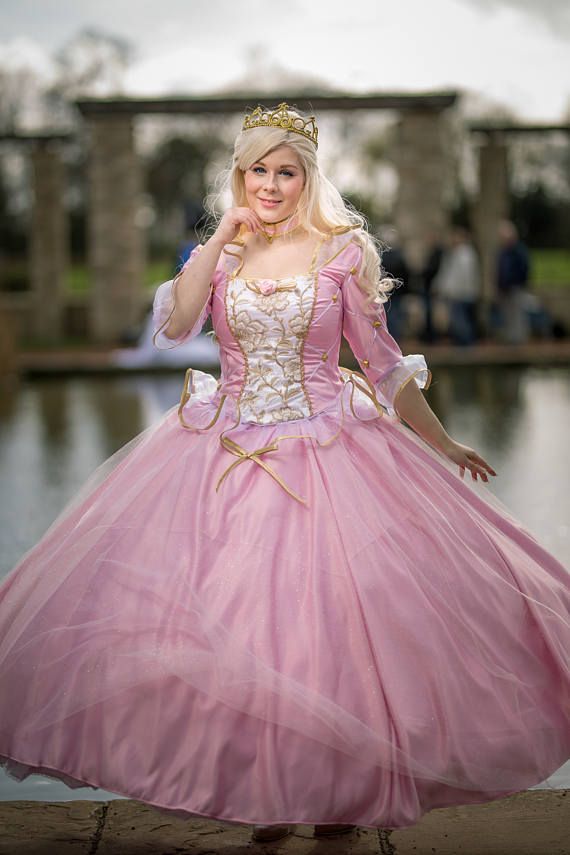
[{"left": 0, "top": 397, "right": 568, "bottom": 829}]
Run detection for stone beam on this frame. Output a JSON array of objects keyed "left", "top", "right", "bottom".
[{"left": 75, "top": 91, "right": 459, "bottom": 117}]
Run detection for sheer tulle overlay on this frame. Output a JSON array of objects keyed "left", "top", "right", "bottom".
[{"left": 0, "top": 229, "right": 569, "bottom": 829}]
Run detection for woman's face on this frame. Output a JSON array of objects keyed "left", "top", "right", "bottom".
[{"left": 243, "top": 144, "right": 305, "bottom": 223}]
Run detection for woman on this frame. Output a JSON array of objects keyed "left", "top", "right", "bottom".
[{"left": 0, "top": 103, "right": 568, "bottom": 846}]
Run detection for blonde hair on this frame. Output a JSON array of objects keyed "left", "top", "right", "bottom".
[{"left": 204, "top": 106, "right": 398, "bottom": 303}]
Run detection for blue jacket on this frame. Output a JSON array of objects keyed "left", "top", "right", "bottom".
[{"left": 497, "top": 243, "right": 529, "bottom": 293}]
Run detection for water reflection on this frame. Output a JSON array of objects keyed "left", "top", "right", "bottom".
[
  {"left": 429, "top": 366, "right": 524, "bottom": 455},
  {"left": 426, "top": 366, "right": 569, "bottom": 558},
  {"left": 0, "top": 365, "right": 568, "bottom": 800}
]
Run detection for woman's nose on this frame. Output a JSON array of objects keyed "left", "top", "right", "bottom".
[{"left": 263, "top": 173, "right": 278, "bottom": 191}]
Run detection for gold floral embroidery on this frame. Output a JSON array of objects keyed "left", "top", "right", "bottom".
[{"left": 224, "top": 274, "right": 317, "bottom": 424}]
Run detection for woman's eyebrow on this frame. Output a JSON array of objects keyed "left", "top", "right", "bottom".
[{"left": 256, "top": 160, "right": 299, "bottom": 168}]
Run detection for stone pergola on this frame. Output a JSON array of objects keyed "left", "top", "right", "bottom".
[
  {"left": 6, "top": 93, "right": 566, "bottom": 345},
  {"left": 75, "top": 91, "right": 459, "bottom": 343}
]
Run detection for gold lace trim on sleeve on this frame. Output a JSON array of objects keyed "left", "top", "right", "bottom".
[{"left": 393, "top": 367, "right": 433, "bottom": 419}]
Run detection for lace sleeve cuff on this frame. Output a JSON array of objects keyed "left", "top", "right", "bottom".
[
  {"left": 374, "top": 355, "right": 432, "bottom": 417},
  {"left": 152, "top": 245, "right": 213, "bottom": 350}
]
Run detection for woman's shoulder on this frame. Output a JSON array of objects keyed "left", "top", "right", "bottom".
[
  {"left": 319, "top": 223, "right": 365, "bottom": 242},
  {"left": 314, "top": 225, "right": 365, "bottom": 274}
]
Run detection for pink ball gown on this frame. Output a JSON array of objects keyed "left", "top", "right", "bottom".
[{"left": 0, "top": 228, "right": 568, "bottom": 830}]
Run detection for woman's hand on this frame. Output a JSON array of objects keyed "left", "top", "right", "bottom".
[
  {"left": 393, "top": 382, "right": 497, "bottom": 484},
  {"left": 213, "top": 207, "right": 260, "bottom": 245},
  {"left": 438, "top": 438, "right": 497, "bottom": 483}
]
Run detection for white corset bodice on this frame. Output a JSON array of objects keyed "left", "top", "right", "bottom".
[{"left": 224, "top": 274, "right": 318, "bottom": 425}]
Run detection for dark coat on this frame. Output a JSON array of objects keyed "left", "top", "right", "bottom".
[{"left": 497, "top": 242, "right": 529, "bottom": 293}]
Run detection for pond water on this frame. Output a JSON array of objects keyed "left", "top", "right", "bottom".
[{"left": 0, "top": 365, "right": 568, "bottom": 801}]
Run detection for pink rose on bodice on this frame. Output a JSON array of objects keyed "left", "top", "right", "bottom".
[{"left": 258, "top": 279, "right": 278, "bottom": 296}]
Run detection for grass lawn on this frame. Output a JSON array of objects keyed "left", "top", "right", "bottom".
[
  {"left": 67, "top": 260, "right": 174, "bottom": 294},
  {"left": 530, "top": 250, "right": 570, "bottom": 287}
]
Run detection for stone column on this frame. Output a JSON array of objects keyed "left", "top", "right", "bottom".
[
  {"left": 472, "top": 133, "right": 509, "bottom": 302},
  {"left": 392, "top": 109, "right": 452, "bottom": 273},
  {"left": 0, "top": 306, "right": 17, "bottom": 376},
  {"left": 29, "top": 143, "right": 68, "bottom": 342},
  {"left": 86, "top": 115, "right": 145, "bottom": 344}
]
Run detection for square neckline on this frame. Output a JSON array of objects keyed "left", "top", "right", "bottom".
[
  {"left": 231, "top": 233, "right": 328, "bottom": 282},
  {"left": 224, "top": 229, "right": 359, "bottom": 282},
  {"left": 233, "top": 273, "right": 313, "bottom": 283}
]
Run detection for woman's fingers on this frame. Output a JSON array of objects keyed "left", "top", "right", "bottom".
[
  {"left": 240, "top": 207, "right": 259, "bottom": 229},
  {"left": 245, "top": 213, "right": 259, "bottom": 233},
  {"left": 469, "top": 452, "right": 497, "bottom": 477},
  {"left": 475, "top": 454, "right": 496, "bottom": 476},
  {"left": 460, "top": 464, "right": 486, "bottom": 482},
  {"left": 461, "top": 454, "right": 496, "bottom": 482},
  {"left": 226, "top": 207, "right": 258, "bottom": 234}
]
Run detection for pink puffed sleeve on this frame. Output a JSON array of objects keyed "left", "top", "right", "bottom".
[
  {"left": 341, "top": 240, "right": 432, "bottom": 417},
  {"left": 152, "top": 244, "right": 215, "bottom": 350}
]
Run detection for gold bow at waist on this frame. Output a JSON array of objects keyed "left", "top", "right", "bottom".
[
  {"left": 216, "top": 435, "right": 310, "bottom": 504},
  {"left": 176, "top": 366, "right": 385, "bottom": 506}
]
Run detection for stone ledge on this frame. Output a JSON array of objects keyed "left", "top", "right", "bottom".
[
  {"left": 0, "top": 790, "right": 568, "bottom": 854},
  {"left": 10, "top": 340, "right": 570, "bottom": 377}
]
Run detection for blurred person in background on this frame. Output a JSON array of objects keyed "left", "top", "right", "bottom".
[
  {"left": 495, "top": 219, "right": 531, "bottom": 345},
  {"left": 176, "top": 200, "right": 205, "bottom": 268},
  {"left": 419, "top": 227, "right": 445, "bottom": 343},
  {"left": 432, "top": 226, "right": 481, "bottom": 346}
]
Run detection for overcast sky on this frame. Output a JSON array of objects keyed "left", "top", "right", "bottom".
[{"left": 1, "top": 0, "right": 569, "bottom": 121}]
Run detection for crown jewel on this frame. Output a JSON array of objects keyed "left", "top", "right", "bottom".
[{"left": 242, "top": 102, "right": 319, "bottom": 149}]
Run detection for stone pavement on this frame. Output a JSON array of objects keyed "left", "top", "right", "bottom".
[{"left": 0, "top": 789, "right": 568, "bottom": 854}]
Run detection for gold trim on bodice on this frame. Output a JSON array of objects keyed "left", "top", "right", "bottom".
[
  {"left": 172, "top": 225, "right": 428, "bottom": 506},
  {"left": 224, "top": 271, "right": 317, "bottom": 425},
  {"left": 176, "top": 366, "right": 387, "bottom": 506}
]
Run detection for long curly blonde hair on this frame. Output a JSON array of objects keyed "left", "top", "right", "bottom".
[{"left": 204, "top": 105, "right": 398, "bottom": 304}]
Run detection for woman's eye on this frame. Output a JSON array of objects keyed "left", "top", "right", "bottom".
[{"left": 252, "top": 167, "right": 295, "bottom": 177}]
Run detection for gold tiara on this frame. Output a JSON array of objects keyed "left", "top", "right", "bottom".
[{"left": 242, "top": 102, "right": 319, "bottom": 149}]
